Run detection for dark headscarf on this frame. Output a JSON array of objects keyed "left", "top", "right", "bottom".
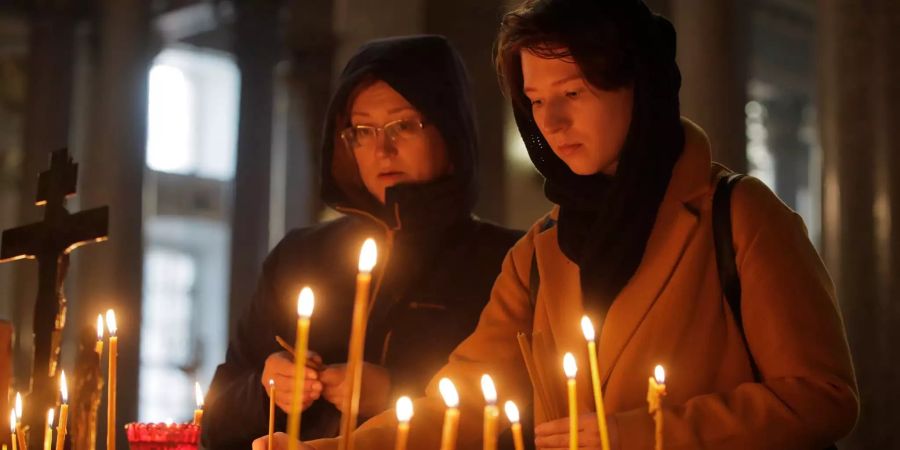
[
  {"left": 319, "top": 35, "right": 479, "bottom": 231},
  {"left": 507, "top": 0, "right": 684, "bottom": 319}
]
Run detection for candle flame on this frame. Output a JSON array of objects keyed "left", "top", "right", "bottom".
[
  {"left": 195, "top": 382, "right": 204, "bottom": 408},
  {"left": 14, "top": 393, "right": 22, "bottom": 419},
  {"left": 60, "top": 371, "right": 69, "bottom": 403},
  {"left": 438, "top": 378, "right": 459, "bottom": 408},
  {"left": 503, "top": 401, "right": 520, "bottom": 424},
  {"left": 97, "top": 314, "right": 105, "bottom": 340},
  {"left": 9, "top": 410, "right": 15, "bottom": 433},
  {"left": 580, "top": 316, "right": 596, "bottom": 341},
  {"left": 480, "top": 374, "right": 497, "bottom": 405},
  {"left": 47, "top": 409, "right": 55, "bottom": 427},
  {"left": 297, "top": 287, "right": 315, "bottom": 318},
  {"left": 654, "top": 365, "right": 666, "bottom": 385},
  {"left": 268, "top": 378, "right": 275, "bottom": 388},
  {"left": 358, "top": 239, "right": 377, "bottom": 273},
  {"left": 106, "top": 309, "right": 118, "bottom": 336},
  {"left": 395, "top": 396, "right": 413, "bottom": 422},
  {"left": 563, "top": 353, "right": 577, "bottom": 379}
]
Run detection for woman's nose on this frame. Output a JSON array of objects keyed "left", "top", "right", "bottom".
[
  {"left": 373, "top": 133, "right": 398, "bottom": 158},
  {"left": 540, "top": 98, "right": 572, "bottom": 135}
]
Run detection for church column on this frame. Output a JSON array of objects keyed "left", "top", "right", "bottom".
[
  {"left": 425, "top": 0, "right": 507, "bottom": 222},
  {"left": 72, "top": 0, "right": 152, "bottom": 447},
  {"left": 819, "top": 1, "right": 900, "bottom": 447},
  {"left": 671, "top": 0, "right": 748, "bottom": 172},
  {"left": 12, "top": 2, "right": 79, "bottom": 385},
  {"left": 227, "top": 0, "right": 281, "bottom": 332}
]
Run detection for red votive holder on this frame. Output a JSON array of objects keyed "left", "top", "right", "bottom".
[{"left": 125, "top": 422, "right": 200, "bottom": 450}]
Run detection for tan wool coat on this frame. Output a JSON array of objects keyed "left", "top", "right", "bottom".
[{"left": 309, "top": 119, "right": 859, "bottom": 450}]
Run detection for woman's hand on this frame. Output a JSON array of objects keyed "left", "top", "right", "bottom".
[
  {"left": 319, "top": 362, "right": 392, "bottom": 417},
  {"left": 261, "top": 351, "right": 324, "bottom": 412},
  {"left": 534, "top": 413, "right": 615, "bottom": 450},
  {"left": 252, "top": 432, "right": 315, "bottom": 450}
]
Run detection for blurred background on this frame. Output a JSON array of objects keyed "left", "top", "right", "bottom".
[{"left": 0, "top": 0, "right": 896, "bottom": 448}]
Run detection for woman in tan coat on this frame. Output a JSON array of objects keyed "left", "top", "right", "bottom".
[{"left": 260, "top": 1, "right": 859, "bottom": 449}]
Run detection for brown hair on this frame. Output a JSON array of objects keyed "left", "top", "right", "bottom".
[{"left": 494, "top": 0, "right": 647, "bottom": 112}]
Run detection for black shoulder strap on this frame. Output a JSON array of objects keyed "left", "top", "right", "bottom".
[
  {"left": 529, "top": 217, "right": 556, "bottom": 308},
  {"left": 712, "top": 173, "right": 761, "bottom": 381}
]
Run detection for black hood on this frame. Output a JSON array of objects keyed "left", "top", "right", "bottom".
[{"left": 320, "top": 35, "right": 479, "bottom": 229}]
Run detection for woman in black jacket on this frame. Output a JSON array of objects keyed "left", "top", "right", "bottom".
[{"left": 202, "top": 35, "right": 523, "bottom": 449}]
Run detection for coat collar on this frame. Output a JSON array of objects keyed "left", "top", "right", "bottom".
[{"left": 533, "top": 118, "right": 713, "bottom": 389}]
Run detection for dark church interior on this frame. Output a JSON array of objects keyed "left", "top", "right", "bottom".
[{"left": 0, "top": 0, "right": 897, "bottom": 449}]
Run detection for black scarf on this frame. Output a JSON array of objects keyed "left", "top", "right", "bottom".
[{"left": 513, "top": 6, "right": 684, "bottom": 320}]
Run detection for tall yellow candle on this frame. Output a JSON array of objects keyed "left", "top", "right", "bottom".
[
  {"left": 95, "top": 315, "right": 105, "bottom": 356},
  {"left": 43, "top": 409, "right": 54, "bottom": 450},
  {"left": 581, "top": 317, "right": 610, "bottom": 450},
  {"left": 438, "top": 378, "right": 460, "bottom": 450},
  {"left": 563, "top": 353, "right": 578, "bottom": 450},
  {"left": 503, "top": 401, "right": 524, "bottom": 450},
  {"left": 267, "top": 379, "right": 276, "bottom": 445},
  {"left": 106, "top": 309, "right": 118, "bottom": 450},
  {"left": 14, "top": 393, "right": 24, "bottom": 450},
  {"left": 338, "top": 239, "right": 377, "bottom": 450},
  {"left": 647, "top": 365, "right": 666, "bottom": 450},
  {"left": 56, "top": 373, "right": 68, "bottom": 450},
  {"left": 288, "top": 288, "right": 315, "bottom": 450},
  {"left": 480, "top": 375, "right": 498, "bottom": 450},
  {"left": 10, "top": 410, "right": 18, "bottom": 450},
  {"left": 394, "top": 397, "right": 412, "bottom": 450},
  {"left": 193, "top": 383, "right": 204, "bottom": 425}
]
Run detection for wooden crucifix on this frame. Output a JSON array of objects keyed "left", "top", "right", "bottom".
[{"left": 1, "top": 148, "right": 108, "bottom": 450}]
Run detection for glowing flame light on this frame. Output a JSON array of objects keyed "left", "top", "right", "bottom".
[
  {"left": 195, "top": 382, "right": 204, "bottom": 408},
  {"left": 106, "top": 309, "right": 118, "bottom": 336},
  {"left": 563, "top": 353, "right": 577, "bottom": 379},
  {"left": 47, "top": 409, "right": 55, "bottom": 427},
  {"left": 358, "top": 239, "right": 378, "bottom": 273},
  {"left": 580, "top": 316, "right": 595, "bottom": 341},
  {"left": 654, "top": 365, "right": 666, "bottom": 385},
  {"left": 298, "top": 288, "right": 315, "bottom": 318},
  {"left": 9, "top": 410, "right": 15, "bottom": 433},
  {"left": 14, "top": 393, "right": 22, "bottom": 420},
  {"left": 438, "top": 378, "right": 459, "bottom": 409},
  {"left": 60, "top": 371, "right": 69, "bottom": 403},
  {"left": 504, "top": 401, "right": 520, "bottom": 424},
  {"left": 481, "top": 374, "right": 497, "bottom": 405},
  {"left": 395, "top": 396, "right": 413, "bottom": 422},
  {"left": 97, "top": 314, "right": 105, "bottom": 340}
]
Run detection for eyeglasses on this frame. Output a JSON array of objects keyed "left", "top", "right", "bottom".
[{"left": 340, "top": 118, "right": 427, "bottom": 149}]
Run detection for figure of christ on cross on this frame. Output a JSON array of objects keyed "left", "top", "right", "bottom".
[{"left": 1, "top": 148, "right": 108, "bottom": 450}]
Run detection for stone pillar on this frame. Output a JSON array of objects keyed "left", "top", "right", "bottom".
[
  {"left": 227, "top": 0, "right": 281, "bottom": 331},
  {"left": 819, "top": 1, "right": 900, "bottom": 447},
  {"left": 71, "top": 0, "right": 152, "bottom": 448},
  {"left": 425, "top": 0, "right": 507, "bottom": 222},
  {"left": 12, "top": 3, "right": 79, "bottom": 388},
  {"left": 671, "top": 0, "right": 748, "bottom": 172}
]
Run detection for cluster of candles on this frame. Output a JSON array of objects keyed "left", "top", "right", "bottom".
[
  {"left": 6, "top": 310, "right": 116, "bottom": 450},
  {"left": 276, "top": 238, "right": 670, "bottom": 450},
  {"left": 4, "top": 309, "right": 208, "bottom": 450}
]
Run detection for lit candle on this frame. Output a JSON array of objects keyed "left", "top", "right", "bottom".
[
  {"left": 647, "top": 365, "right": 666, "bottom": 450},
  {"left": 10, "top": 410, "right": 17, "bottom": 450},
  {"left": 14, "top": 393, "right": 25, "bottom": 450},
  {"left": 394, "top": 397, "right": 412, "bottom": 450},
  {"left": 193, "top": 382, "right": 204, "bottom": 425},
  {"left": 43, "top": 409, "right": 53, "bottom": 450},
  {"left": 563, "top": 353, "right": 578, "bottom": 450},
  {"left": 288, "top": 287, "right": 315, "bottom": 450},
  {"left": 56, "top": 372, "right": 68, "bottom": 450},
  {"left": 95, "top": 314, "right": 104, "bottom": 356},
  {"left": 268, "top": 379, "right": 276, "bottom": 446},
  {"left": 503, "top": 401, "right": 524, "bottom": 450},
  {"left": 106, "top": 309, "right": 118, "bottom": 450},
  {"left": 338, "top": 239, "right": 377, "bottom": 450},
  {"left": 581, "top": 316, "right": 610, "bottom": 450},
  {"left": 480, "top": 375, "right": 499, "bottom": 450},
  {"left": 438, "top": 378, "right": 460, "bottom": 450}
]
